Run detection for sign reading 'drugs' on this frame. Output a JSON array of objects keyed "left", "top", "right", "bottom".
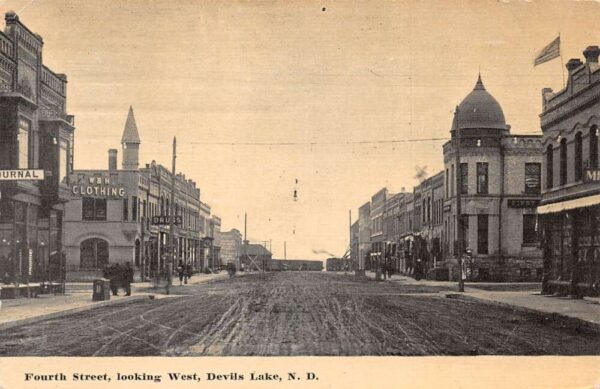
[
  {"left": 152, "top": 215, "right": 182, "bottom": 226},
  {"left": 72, "top": 176, "right": 126, "bottom": 198}
]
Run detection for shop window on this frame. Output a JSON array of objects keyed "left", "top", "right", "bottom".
[
  {"left": 17, "top": 118, "right": 30, "bottom": 169},
  {"left": 461, "top": 215, "right": 469, "bottom": 253},
  {"left": 460, "top": 163, "right": 468, "bottom": 194},
  {"left": 522, "top": 214, "right": 537, "bottom": 244},
  {"left": 82, "top": 197, "right": 107, "bottom": 221},
  {"left": 590, "top": 126, "right": 598, "bottom": 169},
  {"left": 519, "top": 268, "right": 532, "bottom": 279},
  {"left": 546, "top": 144, "right": 554, "bottom": 189},
  {"left": 560, "top": 138, "right": 567, "bottom": 186},
  {"left": 80, "top": 238, "right": 109, "bottom": 269},
  {"left": 477, "top": 214, "right": 488, "bottom": 254},
  {"left": 477, "top": 163, "right": 488, "bottom": 194},
  {"left": 524, "top": 163, "right": 541, "bottom": 194},
  {"left": 123, "top": 198, "right": 129, "bottom": 221},
  {"left": 575, "top": 132, "right": 583, "bottom": 181}
]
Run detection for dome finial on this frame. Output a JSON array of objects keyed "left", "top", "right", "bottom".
[{"left": 474, "top": 72, "right": 485, "bottom": 90}]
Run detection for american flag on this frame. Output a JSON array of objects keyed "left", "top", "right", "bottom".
[{"left": 534, "top": 36, "right": 560, "bottom": 66}]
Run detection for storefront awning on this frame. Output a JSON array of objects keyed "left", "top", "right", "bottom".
[{"left": 537, "top": 194, "right": 600, "bottom": 214}]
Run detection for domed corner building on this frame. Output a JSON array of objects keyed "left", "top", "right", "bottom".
[{"left": 440, "top": 75, "right": 544, "bottom": 282}]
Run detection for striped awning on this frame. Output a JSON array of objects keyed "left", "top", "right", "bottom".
[{"left": 537, "top": 194, "right": 600, "bottom": 214}]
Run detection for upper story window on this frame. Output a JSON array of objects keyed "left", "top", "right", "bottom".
[
  {"left": 123, "top": 198, "right": 129, "bottom": 221},
  {"left": 590, "top": 126, "right": 598, "bottom": 169},
  {"left": 17, "top": 118, "right": 30, "bottom": 169},
  {"left": 82, "top": 197, "right": 107, "bottom": 221},
  {"left": 546, "top": 144, "right": 554, "bottom": 189},
  {"left": 575, "top": 132, "right": 583, "bottom": 181},
  {"left": 525, "top": 163, "right": 541, "bottom": 194},
  {"left": 59, "top": 140, "right": 69, "bottom": 184},
  {"left": 560, "top": 138, "right": 567, "bottom": 186},
  {"left": 476, "top": 162, "right": 488, "bottom": 194},
  {"left": 460, "top": 163, "right": 468, "bottom": 195},
  {"left": 445, "top": 168, "right": 449, "bottom": 198}
]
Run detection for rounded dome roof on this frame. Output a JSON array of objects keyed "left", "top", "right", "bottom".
[{"left": 452, "top": 75, "right": 508, "bottom": 131}]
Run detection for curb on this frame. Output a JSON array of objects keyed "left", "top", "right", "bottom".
[
  {"left": 0, "top": 295, "right": 148, "bottom": 331},
  {"left": 445, "top": 292, "right": 600, "bottom": 331}
]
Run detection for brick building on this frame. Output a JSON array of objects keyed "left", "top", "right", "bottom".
[
  {"left": 538, "top": 46, "right": 600, "bottom": 297},
  {"left": 0, "top": 12, "right": 74, "bottom": 291},
  {"left": 443, "top": 75, "right": 543, "bottom": 281},
  {"left": 357, "top": 201, "right": 371, "bottom": 272},
  {"left": 63, "top": 108, "right": 205, "bottom": 280}
]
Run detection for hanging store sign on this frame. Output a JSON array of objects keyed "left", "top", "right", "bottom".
[
  {"left": 584, "top": 168, "right": 600, "bottom": 183},
  {"left": 152, "top": 215, "right": 182, "bottom": 226},
  {"left": 507, "top": 199, "right": 540, "bottom": 208},
  {"left": 71, "top": 176, "right": 126, "bottom": 198},
  {"left": 0, "top": 169, "right": 45, "bottom": 180}
]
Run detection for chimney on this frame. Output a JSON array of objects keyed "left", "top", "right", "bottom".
[
  {"left": 108, "top": 149, "right": 118, "bottom": 170},
  {"left": 583, "top": 46, "right": 600, "bottom": 64},
  {"left": 566, "top": 58, "right": 583, "bottom": 73}
]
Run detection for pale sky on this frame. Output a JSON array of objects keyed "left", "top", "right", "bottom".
[{"left": 2, "top": 0, "right": 598, "bottom": 259}]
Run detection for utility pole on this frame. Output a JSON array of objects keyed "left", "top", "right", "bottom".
[
  {"left": 243, "top": 212, "right": 247, "bottom": 271},
  {"left": 167, "top": 136, "right": 176, "bottom": 295},
  {"left": 454, "top": 106, "right": 465, "bottom": 293},
  {"left": 284, "top": 241, "right": 287, "bottom": 260}
]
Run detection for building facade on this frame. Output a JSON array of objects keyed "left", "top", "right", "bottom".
[
  {"left": 443, "top": 76, "right": 543, "bottom": 281},
  {"left": 357, "top": 202, "right": 371, "bottom": 271},
  {"left": 0, "top": 12, "right": 74, "bottom": 290},
  {"left": 218, "top": 228, "right": 242, "bottom": 269},
  {"left": 538, "top": 46, "right": 600, "bottom": 297},
  {"left": 369, "top": 188, "right": 388, "bottom": 271},
  {"left": 63, "top": 108, "right": 204, "bottom": 280}
]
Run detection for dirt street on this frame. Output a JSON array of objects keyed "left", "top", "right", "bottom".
[{"left": 0, "top": 272, "right": 599, "bottom": 356}]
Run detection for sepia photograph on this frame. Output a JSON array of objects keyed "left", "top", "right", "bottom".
[{"left": 0, "top": 0, "right": 599, "bottom": 387}]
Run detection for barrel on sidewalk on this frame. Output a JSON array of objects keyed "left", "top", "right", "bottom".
[{"left": 92, "top": 278, "right": 111, "bottom": 301}]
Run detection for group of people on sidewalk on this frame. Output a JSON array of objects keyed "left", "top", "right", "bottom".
[
  {"left": 176, "top": 261, "right": 193, "bottom": 286},
  {"left": 103, "top": 262, "right": 134, "bottom": 296}
]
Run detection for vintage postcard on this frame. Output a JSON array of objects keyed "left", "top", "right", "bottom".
[{"left": 0, "top": 1, "right": 599, "bottom": 388}]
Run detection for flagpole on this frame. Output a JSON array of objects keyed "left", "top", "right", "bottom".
[{"left": 559, "top": 32, "right": 565, "bottom": 88}]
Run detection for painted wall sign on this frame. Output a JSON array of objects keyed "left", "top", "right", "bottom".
[
  {"left": 71, "top": 176, "right": 126, "bottom": 197},
  {"left": 507, "top": 199, "right": 540, "bottom": 208},
  {"left": 0, "top": 169, "right": 45, "bottom": 180},
  {"left": 584, "top": 168, "right": 600, "bottom": 183}
]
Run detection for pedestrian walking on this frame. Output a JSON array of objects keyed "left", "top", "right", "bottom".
[
  {"left": 186, "top": 262, "right": 192, "bottom": 282},
  {"left": 177, "top": 261, "right": 185, "bottom": 286},
  {"left": 124, "top": 262, "right": 134, "bottom": 296},
  {"left": 109, "top": 264, "right": 121, "bottom": 295}
]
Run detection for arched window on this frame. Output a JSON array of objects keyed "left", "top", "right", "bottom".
[
  {"left": 80, "top": 238, "right": 109, "bottom": 269},
  {"left": 575, "top": 132, "right": 583, "bottom": 181},
  {"left": 591, "top": 126, "right": 598, "bottom": 169},
  {"left": 546, "top": 144, "right": 553, "bottom": 189},
  {"left": 560, "top": 138, "right": 567, "bottom": 186}
]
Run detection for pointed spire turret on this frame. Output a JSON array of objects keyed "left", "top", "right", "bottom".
[
  {"left": 474, "top": 73, "right": 485, "bottom": 90},
  {"left": 121, "top": 106, "right": 141, "bottom": 144},
  {"left": 121, "top": 106, "right": 140, "bottom": 170}
]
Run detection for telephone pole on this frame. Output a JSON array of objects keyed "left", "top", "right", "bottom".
[
  {"left": 454, "top": 107, "right": 465, "bottom": 293},
  {"left": 166, "top": 136, "right": 176, "bottom": 295}
]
